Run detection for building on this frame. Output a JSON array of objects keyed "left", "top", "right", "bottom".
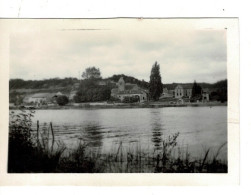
[
  {"left": 23, "top": 92, "right": 65, "bottom": 106},
  {"left": 111, "top": 77, "right": 148, "bottom": 102},
  {"left": 160, "top": 88, "right": 174, "bottom": 99},
  {"left": 160, "top": 83, "right": 208, "bottom": 104},
  {"left": 174, "top": 84, "right": 193, "bottom": 99},
  {"left": 173, "top": 84, "right": 212, "bottom": 103},
  {"left": 23, "top": 93, "right": 52, "bottom": 105},
  {"left": 201, "top": 88, "right": 210, "bottom": 102}
]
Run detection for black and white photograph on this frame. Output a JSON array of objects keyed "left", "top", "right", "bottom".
[{"left": 5, "top": 19, "right": 232, "bottom": 175}]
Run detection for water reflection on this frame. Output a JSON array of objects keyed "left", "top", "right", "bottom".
[
  {"left": 30, "top": 107, "right": 227, "bottom": 160},
  {"left": 80, "top": 122, "right": 104, "bottom": 148},
  {"left": 151, "top": 110, "right": 163, "bottom": 151}
]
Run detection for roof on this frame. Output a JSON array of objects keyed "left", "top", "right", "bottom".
[
  {"left": 175, "top": 84, "right": 193, "bottom": 90},
  {"left": 29, "top": 92, "right": 65, "bottom": 99},
  {"left": 31, "top": 93, "right": 53, "bottom": 98},
  {"left": 125, "top": 83, "right": 137, "bottom": 90},
  {"left": 111, "top": 88, "right": 146, "bottom": 95},
  {"left": 181, "top": 84, "right": 193, "bottom": 89},
  {"left": 165, "top": 83, "right": 194, "bottom": 90},
  {"left": 165, "top": 84, "right": 177, "bottom": 90},
  {"left": 56, "top": 92, "right": 63, "bottom": 96}
]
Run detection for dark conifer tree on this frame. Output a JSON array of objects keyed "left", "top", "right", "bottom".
[
  {"left": 149, "top": 61, "right": 163, "bottom": 101},
  {"left": 192, "top": 80, "right": 202, "bottom": 97}
]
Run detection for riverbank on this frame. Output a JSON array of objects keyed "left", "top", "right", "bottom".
[{"left": 10, "top": 101, "right": 227, "bottom": 110}]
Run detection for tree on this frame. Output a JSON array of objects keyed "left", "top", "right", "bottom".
[
  {"left": 56, "top": 95, "right": 69, "bottom": 106},
  {"left": 82, "top": 67, "right": 101, "bottom": 80},
  {"left": 74, "top": 78, "right": 112, "bottom": 103},
  {"left": 191, "top": 80, "right": 202, "bottom": 98},
  {"left": 149, "top": 61, "right": 163, "bottom": 101}
]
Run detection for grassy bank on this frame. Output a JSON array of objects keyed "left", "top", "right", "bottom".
[
  {"left": 8, "top": 109, "right": 227, "bottom": 173},
  {"left": 56, "top": 139, "right": 227, "bottom": 173}
]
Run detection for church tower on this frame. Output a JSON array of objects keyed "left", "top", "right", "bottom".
[{"left": 118, "top": 77, "right": 125, "bottom": 92}]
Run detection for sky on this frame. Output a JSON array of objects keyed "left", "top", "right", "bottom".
[{"left": 10, "top": 20, "right": 227, "bottom": 84}]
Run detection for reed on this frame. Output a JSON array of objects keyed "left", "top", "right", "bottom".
[{"left": 8, "top": 109, "right": 66, "bottom": 173}]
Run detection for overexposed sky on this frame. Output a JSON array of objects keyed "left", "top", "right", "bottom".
[{"left": 10, "top": 20, "right": 227, "bottom": 83}]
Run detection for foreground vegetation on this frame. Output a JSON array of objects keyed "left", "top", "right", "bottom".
[{"left": 8, "top": 109, "right": 227, "bottom": 173}]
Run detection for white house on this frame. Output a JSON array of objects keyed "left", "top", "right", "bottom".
[
  {"left": 174, "top": 84, "right": 193, "bottom": 99},
  {"left": 23, "top": 92, "right": 65, "bottom": 105}
]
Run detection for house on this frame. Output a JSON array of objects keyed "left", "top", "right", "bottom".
[
  {"left": 174, "top": 84, "right": 213, "bottom": 102},
  {"left": 202, "top": 92, "right": 209, "bottom": 102},
  {"left": 160, "top": 88, "right": 174, "bottom": 99},
  {"left": 23, "top": 92, "right": 65, "bottom": 106},
  {"left": 201, "top": 88, "right": 210, "bottom": 102},
  {"left": 111, "top": 77, "right": 148, "bottom": 102},
  {"left": 174, "top": 84, "right": 193, "bottom": 99},
  {"left": 54, "top": 92, "right": 63, "bottom": 97},
  {"left": 23, "top": 93, "right": 52, "bottom": 105},
  {"left": 159, "top": 83, "right": 194, "bottom": 103}
]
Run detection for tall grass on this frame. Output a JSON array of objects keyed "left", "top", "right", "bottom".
[
  {"left": 55, "top": 137, "right": 227, "bottom": 173},
  {"left": 8, "top": 109, "right": 66, "bottom": 173}
]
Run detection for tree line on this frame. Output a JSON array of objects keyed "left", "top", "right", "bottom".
[{"left": 9, "top": 77, "right": 79, "bottom": 89}]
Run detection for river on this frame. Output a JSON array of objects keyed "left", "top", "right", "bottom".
[{"left": 29, "top": 106, "right": 227, "bottom": 160}]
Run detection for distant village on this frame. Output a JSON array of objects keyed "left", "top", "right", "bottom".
[{"left": 9, "top": 75, "right": 227, "bottom": 108}]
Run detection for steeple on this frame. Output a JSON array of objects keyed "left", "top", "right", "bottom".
[{"left": 118, "top": 77, "right": 125, "bottom": 92}]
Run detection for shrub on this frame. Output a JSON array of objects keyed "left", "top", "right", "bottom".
[
  {"left": 108, "top": 96, "right": 121, "bottom": 102},
  {"left": 122, "top": 96, "right": 139, "bottom": 103},
  {"left": 8, "top": 109, "right": 35, "bottom": 172},
  {"left": 57, "top": 141, "right": 104, "bottom": 173},
  {"left": 190, "top": 95, "right": 202, "bottom": 102},
  {"left": 8, "top": 109, "right": 65, "bottom": 173},
  {"left": 56, "top": 95, "right": 69, "bottom": 106}
]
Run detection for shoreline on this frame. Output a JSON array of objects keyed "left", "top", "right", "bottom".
[{"left": 9, "top": 101, "right": 227, "bottom": 110}]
